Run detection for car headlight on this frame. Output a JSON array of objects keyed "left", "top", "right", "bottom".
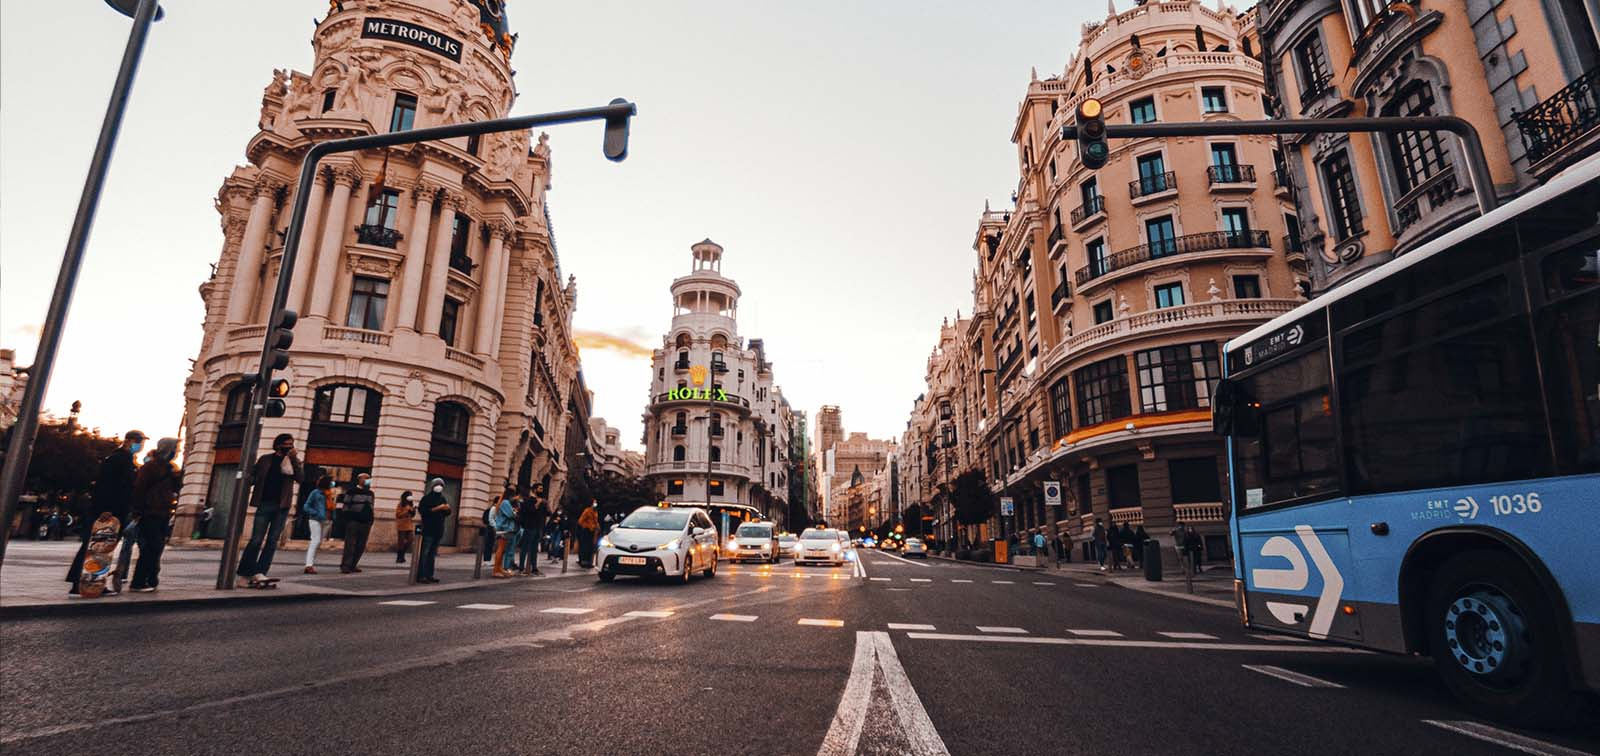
[
  {"left": 663, "top": 538, "right": 681, "bottom": 551},
  {"left": 830, "top": 543, "right": 841, "bottom": 552},
  {"left": 600, "top": 536, "right": 613, "bottom": 549}
]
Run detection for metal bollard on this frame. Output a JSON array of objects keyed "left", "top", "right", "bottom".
[
  {"left": 406, "top": 532, "right": 423, "bottom": 585},
  {"left": 472, "top": 530, "right": 483, "bottom": 580}
]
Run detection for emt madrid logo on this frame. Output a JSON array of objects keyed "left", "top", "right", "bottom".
[{"left": 1249, "top": 525, "right": 1346, "bottom": 639}]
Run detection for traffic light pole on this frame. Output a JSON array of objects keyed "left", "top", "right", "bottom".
[
  {"left": 1062, "top": 115, "right": 1498, "bottom": 214},
  {"left": 216, "top": 100, "right": 636, "bottom": 589}
]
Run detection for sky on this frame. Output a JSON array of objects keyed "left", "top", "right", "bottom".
[{"left": 1, "top": 0, "right": 1106, "bottom": 451}]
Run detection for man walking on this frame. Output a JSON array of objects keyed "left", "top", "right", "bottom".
[
  {"left": 1091, "top": 518, "right": 1109, "bottom": 571},
  {"left": 67, "top": 429, "right": 143, "bottom": 596},
  {"left": 237, "top": 434, "right": 303, "bottom": 587},
  {"left": 516, "top": 484, "right": 547, "bottom": 575},
  {"left": 394, "top": 491, "right": 416, "bottom": 564},
  {"left": 416, "top": 477, "right": 450, "bottom": 583},
  {"left": 128, "top": 438, "right": 181, "bottom": 592},
  {"left": 340, "top": 473, "right": 376, "bottom": 573}
]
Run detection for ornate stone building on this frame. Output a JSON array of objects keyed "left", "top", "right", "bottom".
[
  {"left": 177, "top": 0, "right": 585, "bottom": 550},
  {"left": 640, "top": 240, "right": 794, "bottom": 524},
  {"left": 900, "top": 316, "right": 975, "bottom": 544},
  {"left": 1257, "top": 0, "right": 1600, "bottom": 292}
]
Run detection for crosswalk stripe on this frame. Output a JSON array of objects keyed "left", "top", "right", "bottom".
[
  {"left": 1422, "top": 719, "right": 1591, "bottom": 756},
  {"left": 976, "top": 626, "right": 1029, "bottom": 634},
  {"left": 1033, "top": 581, "right": 1056, "bottom": 586},
  {"left": 800, "top": 618, "right": 845, "bottom": 627},
  {"left": 1249, "top": 633, "right": 1310, "bottom": 643},
  {"left": 458, "top": 603, "right": 512, "bottom": 611},
  {"left": 378, "top": 600, "right": 436, "bottom": 607},
  {"left": 950, "top": 579, "right": 974, "bottom": 583},
  {"left": 709, "top": 613, "right": 758, "bottom": 622},
  {"left": 624, "top": 610, "right": 674, "bottom": 618},
  {"left": 887, "top": 623, "right": 937, "bottom": 631},
  {"left": 1242, "top": 664, "right": 1345, "bottom": 688},
  {"left": 1159, "top": 632, "right": 1218, "bottom": 640},
  {"left": 540, "top": 607, "right": 594, "bottom": 615},
  {"left": 992, "top": 580, "right": 1015, "bottom": 585},
  {"left": 1066, "top": 629, "right": 1122, "bottom": 637}
]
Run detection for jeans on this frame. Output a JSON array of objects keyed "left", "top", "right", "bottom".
[
  {"left": 114, "top": 521, "right": 140, "bottom": 588},
  {"left": 396, "top": 529, "right": 414, "bottom": 562},
  {"left": 341, "top": 521, "right": 372, "bottom": 572},
  {"left": 238, "top": 508, "right": 288, "bottom": 578},
  {"left": 417, "top": 535, "right": 441, "bottom": 580},
  {"left": 500, "top": 530, "right": 520, "bottom": 571},
  {"left": 1093, "top": 541, "right": 1107, "bottom": 567},
  {"left": 131, "top": 514, "right": 169, "bottom": 589},
  {"left": 517, "top": 527, "right": 540, "bottom": 571},
  {"left": 304, "top": 520, "right": 325, "bottom": 568}
]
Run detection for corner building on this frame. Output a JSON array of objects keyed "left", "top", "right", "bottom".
[
  {"left": 178, "top": 0, "right": 584, "bottom": 549},
  {"left": 641, "top": 241, "right": 794, "bottom": 525}
]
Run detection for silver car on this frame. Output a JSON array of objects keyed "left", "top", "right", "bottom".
[{"left": 903, "top": 538, "right": 928, "bottom": 558}]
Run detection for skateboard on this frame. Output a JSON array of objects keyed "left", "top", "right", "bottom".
[
  {"left": 238, "top": 577, "right": 280, "bottom": 589},
  {"left": 77, "top": 514, "right": 123, "bottom": 598}
]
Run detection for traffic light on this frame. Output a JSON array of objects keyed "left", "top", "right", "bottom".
[
  {"left": 1075, "top": 98, "right": 1109, "bottom": 170},
  {"left": 267, "top": 309, "right": 297, "bottom": 371},
  {"left": 894, "top": 524, "right": 904, "bottom": 534},
  {"left": 263, "top": 378, "right": 290, "bottom": 418}
]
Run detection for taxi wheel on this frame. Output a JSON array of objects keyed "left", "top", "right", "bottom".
[
  {"left": 703, "top": 557, "right": 717, "bottom": 579},
  {"left": 597, "top": 571, "right": 614, "bottom": 583},
  {"left": 678, "top": 555, "right": 692, "bottom": 584}
]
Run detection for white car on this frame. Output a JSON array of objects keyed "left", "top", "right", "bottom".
[
  {"left": 730, "top": 521, "right": 780, "bottom": 563},
  {"left": 903, "top": 538, "right": 928, "bottom": 558},
  {"left": 597, "top": 505, "right": 720, "bottom": 583},
  {"left": 794, "top": 528, "right": 846, "bottom": 566}
]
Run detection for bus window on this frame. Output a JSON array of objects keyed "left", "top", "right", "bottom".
[
  {"left": 1232, "top": 348, "right": 1340, "bottom": 510},
  {"left": 1535, "top": 238, "right": 1600, "bottom": 475}
]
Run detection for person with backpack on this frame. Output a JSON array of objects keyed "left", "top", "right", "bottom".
[
  {"left": 1091, "top": 518, "right": 1109, "bottom": 571},
  {"left": 301, "top": 476, "right": 332, "bottom": 574},
  {"left": 67, "top": 430, "right": 144, "bottom": 596},
  {"left": 339, "top": 473, "right": 376, "bottom": 573},
  {"left": 491, "top": 487, "right": 518, "bottom": 578},
  {"left": 127, "top": 438, "right": 181, "bottom": 592}
]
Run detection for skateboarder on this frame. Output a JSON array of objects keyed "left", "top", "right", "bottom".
[
  {"left": 237, "top": 433, "right": 303, "bottom": 587},
  {"left": 67, "top": 429, "right": 144, "bottom": 596}
]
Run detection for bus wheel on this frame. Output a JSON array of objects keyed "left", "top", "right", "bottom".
[{"left": 1425, "top": 550, "right": 1582, "bottom": 728}]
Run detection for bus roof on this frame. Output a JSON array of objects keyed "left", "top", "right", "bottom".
[{"left": 1225, "top": 151, "right": 1600, "bottom": 354}]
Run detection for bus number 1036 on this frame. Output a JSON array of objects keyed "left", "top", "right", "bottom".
[{"left": 1491, "top": 492, "right": 1542, "bottom": 516}]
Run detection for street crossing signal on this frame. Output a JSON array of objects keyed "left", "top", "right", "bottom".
[
  {"left": 1076, "top": 98, "right": 1109, "bottom": 170},
  {"left": 263, "top": 378, "right": 290, "bottom": 418},
  {"left": 267, "top": 309, "right": 297, "bottom": 371}
]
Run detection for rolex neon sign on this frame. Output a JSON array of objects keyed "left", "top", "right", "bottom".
[{"left": 668, "top": 364, "right": 727, "bottom": 401}]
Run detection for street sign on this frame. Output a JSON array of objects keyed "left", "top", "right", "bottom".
[
  {"left": 1043, "top": 481, "right": 1062, "bottom": 507},
  {"left": 1000, "top": 497, "right": 1014, "bottom": 516}
]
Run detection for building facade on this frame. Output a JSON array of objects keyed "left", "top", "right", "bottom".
[
  {"left": 590, "top": 417, "right": 645, "bottom": 479},
  {"left": 1258, "top": 0, "right": 1600, "bottom": 292},
  {"left": 640, "top": 240, "right": 793, "bottom": 522},
  {"left": 177, "top": 0, "right": 585, "bottom": 549},
  {"left": 0, "top": 349, "right": 25, "bottom": 434}
]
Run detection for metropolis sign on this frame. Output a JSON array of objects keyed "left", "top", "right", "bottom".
[{"left": 360, "top": 18, "right": 463, "bottom": 62}]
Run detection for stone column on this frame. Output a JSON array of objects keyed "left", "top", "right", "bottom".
[
  {"left": 473, "top": 221, "right": 510, "bottom": 356},
  {"left": 395, "top": 180, "right": 438, "bottom": 333},
  {"left": 284, "top": 169, "right": 328, "bottom": 315},
  {"left": 422, "top": 190, "right": 464, "bottom": 338},
  {"left": 224, "top": 178, "right": 282, "bottom": 324},
  {"left": 308, "top": 164, "right": 362, "bottom": 319},
  {"left": 490, "top": 244, "right": 512, "bottom": 355}
]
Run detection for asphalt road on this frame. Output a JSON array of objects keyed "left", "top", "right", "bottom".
[{"left": 3, "top": 549, "right": 1596, "bottom": 755}]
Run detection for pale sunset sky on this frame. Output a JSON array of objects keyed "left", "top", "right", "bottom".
[{"left": 1, "top": 1, "right": 1108, "bottom": 450}]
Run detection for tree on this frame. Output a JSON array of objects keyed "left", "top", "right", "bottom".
[
  {"left": 584, "top": 470, "right": 654, "bottom": 521},
  {"left": 951, "top": 469, "right": 997, "bottom": 527},
  {"left": 0, "top": 415, "right": 120, "bottom": 498}
]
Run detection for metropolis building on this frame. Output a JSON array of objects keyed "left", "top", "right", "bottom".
[
  {"left": 176, "top": 0, "right": 585, "bottom": 549},
  {"left": 640, "top": 241, "right": 795, "bottom": 526}
]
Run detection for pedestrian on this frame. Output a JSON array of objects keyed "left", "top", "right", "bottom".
[
  {"left": 1107, "top": 521, "right": 1125, "bottom": 570},
  {"left": 517, "top": 484, "right": 547, "bottom": 575},
  {"left": 491, "top": 487, "right": 517, "bottom": 578},
  {"left": 301, "top": 476, "right": 332, "bottom": 574},
  {"left": 1092, "top": 518, "right": 1109, "bottom": 571},
  {"left": 1183, "top": 525, "right": 1204, "bottom": 574},
  {"left": 67, "top": 430, "right": 144, "bottom": 596},
  {"left": 340, "top": 473, "right": 376, "bottom": 573},
  {"left": 1119, "top": 522, "right": 1138, "bottom": 567},
  {"left": 128, "top": 437, "right": 181, "bottom": 593},
  {"left": 416, "top": 478, "right": 451, "bottom": 583},
  {"left": 1133, "top": 524, "right": 1150, "bottom": 567},
  {"left": 237, "top": 433, "right": 303, "bottom": 587},
  {"left": 1032, "top": 530, "right": 1046, "bottom": 558},
  {"left": 193, "top": 502, "right": 215, "bottom": 540},
  {"left": 479, "top": 498, "right": 496, "bottom": 562},
  {"left": 576, "top": 501, "right": 600, "bottom": 569},
  {"left": 1170, "top": 521, "right": 1187, "bottom": 569},
  {"left": 394, "top": 491, "right": 416, "bottom": 564},
  {"left": 1056, "top": 530, "right": 1070, "bottom": 565}
]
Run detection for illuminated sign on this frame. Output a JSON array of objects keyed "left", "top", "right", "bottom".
[{"left": 668, "top": 387, "right": 729, "bottom": 402}]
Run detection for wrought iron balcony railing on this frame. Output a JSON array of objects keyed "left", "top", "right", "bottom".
[
  {"left": 1070, "top": 195, "right": 1105, "bottom": 225},
  {"left": 1050, "top": 279, "right": 1069, "bottom": 311},
  {"left": 1075, "top": 229, "right": 1270, "bottom": 285},
  {"left": 1207, "top": 163, "right": 1256, "bottom": 185},
  {"left": 1129, "top": 171, "right": 1176, "bottom": 199},
  {"left": 355, "top": 224, "right": 403, "bottom": 248},
  {"left": 1046, "top": 223, "right": 1064, "bottom": 251},
  {"left": 1515, "top": 65, "right": 1600, "bottom": 165},
  {"left": 449, "top": 253, "right": 474, "bottom": 274}
]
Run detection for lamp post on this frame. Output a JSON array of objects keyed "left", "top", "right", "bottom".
[{"left": 0, "top": 0, "right": 163, "bottom": 573}]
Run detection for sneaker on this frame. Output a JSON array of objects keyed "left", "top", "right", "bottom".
[
  {"left": 304, "top": 566, "right": 317, "bottom": 574},
  {"left": 352, "top": 567, "right": 363, "bottom": 573},
  {"left": 131, "top": 586, "right": 156, "bottom": 593}
]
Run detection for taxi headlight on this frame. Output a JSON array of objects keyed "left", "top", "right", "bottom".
[
  {"left": 663, "top": 538, "right": 681, "bottom": 551},
  {"left": 600, "top": 536, "right": 613, "bottom": 549},
  {"left": 830, "top": 542, "right": 841, "bottom": 552}
]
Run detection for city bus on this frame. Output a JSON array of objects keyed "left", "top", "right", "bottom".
[
  {"left": 1212, "top": 153, "right": 1599, "bottom": 726},
  {"left": 670, "top": 502, "right": 763, "bottom": 558}
]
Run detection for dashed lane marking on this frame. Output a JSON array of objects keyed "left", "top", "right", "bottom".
[
  {"left": 887, "top": 623, "right": 937, "bottom": 631},
  {"left": 910, "top": 578, "right": 932, "bottom": 583},
  {"left": 458, "top": 603, "right": 513, "bottom": 611},
  {"left": 976, "top": 626, "right": 1029, "bottom": 634},
  {"left": 709, "top": 613, "right": 759, "bottom": 622},
  {"left": 905, "top": 633, "right": 1371, "bottom": 653},
  {"left": 992, "top": 580, "right": 1015, "bottom": 585},
  {"left": 1032, "top": 582, "right": 1056, "bottom": 586},
  {"left": 1159, "top": 632, "right": 1219, "bottom": 640},
  {"left": 1249, "top": 633, "right": 1310, "bottom": 643},
  {"left": 1422, "top": 720, "right": 1593, "bottom": 756},
  {"left": 869, "top": 577, "right": 892, "bottom": 582},
  {"left": 1074, "top": 583, "right": 1099, "bottom": 588},
  {"left": 1066, "top": 629, "right": 1123, "bottom": 637},
  {"left": 1241, "top": 664, "right": 1345, "bottom": 688},
  {"left": 800, "top": 618, "right": 846, "bottom": 627},
  {"left": 623, "top": 610, "right": 675, "bottom": 618},
  {"left": 540, "top": 607, "right": 594, "bottom": 615},
  {"left": 378, "top": 600, "right": 436, "bottom": 607},
  {"left": 950, "top": 579, "right": 974, "bottom": 584}
]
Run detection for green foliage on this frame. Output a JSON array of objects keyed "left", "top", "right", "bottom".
[
  {"left": 584, "top": 470, "right": 655, "bottom": 520},
  {"left": 951, "top": 469, "right": 997, "bottom": 526},
  {"left": 0, "top": 417, "right": 121, "bottom": 496}
]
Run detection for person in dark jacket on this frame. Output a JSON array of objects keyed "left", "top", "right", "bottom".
[
  {"left": 237, "top": 434, "right": 303, "bottom": 586},
  {"left": 340, "top": 473, "right": 376, "bottom": 573},
  {"left": 516, "top": 484, "right": 547, "bottom": 575},
  {"left": 1119, "top": 522, "right": 1139, "bottom": 567},
  {"left": 416, "top": 477, "right": 451, "bottom": 583},
  {"left": 128, "top": 438, "right": 180, "bottom": 592},
  {"left": 394, "top": 491, "right": 416, "bottom": 564},
  {"left": 67, "top": 429, "right": 144, "bottom": 595}
]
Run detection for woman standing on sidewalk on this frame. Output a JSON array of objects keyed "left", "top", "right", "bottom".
[
  {"left": 491, "top": 487, "right": 518, "bottom": 578},
  {"left": 394, "top": 491, "right": 416, "bottom": 564},
  {"left": 516, "top": 484, "right": 546, "bottom": 575},
  {"left": 302, "top": 476, "right": 332, "bottom": 574}
]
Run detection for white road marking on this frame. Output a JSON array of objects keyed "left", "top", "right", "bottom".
[
  {"left": 1249, "top": 633, "right": 1309, "bottom": 643},
  {"left": 378, "top": 600, "right": 436, "bottom": 607},
  {"left": 874, "top": 550, "right": 933, "bottom": 567},
  {"left": 887, "top": 623, "right": 937, "bottom": 631},
  {"left": 1066, "top": 629, "right": 1123, "bottom": 637},
  {"left": 818, "top": 632, "right": 949, "bottom": 756},
  {"left": 457, "top": 603, "right": 512, "bottom": 611},
  {"left": 950, "top": 579, "right": 974, "bottom": 584},
  {"left": 540, "top": 607, "right": 594, "bottom": 615},
  {"left": 1033, "top": 582, "right": 1056, "bottom": 586},
  {"left": 1074, "top": 583, "right": 1099, "bottom": 587},
  {"left": 831, "top": 575, "right": 850, "bottom": 580},
  {"left": 800, "top": 618, "right": 846, "bottom": 627},
  {"left": 623, "top": 610, "right": 675, "bottom": 618},
  {"left": 855, "top": 554, "right": 868, "bottom": 579},
  {"left": 709, "top": 613, "right": 758, "bottom": 622},
  {"left": 910, "top": 578, "right": 932, "bottom": 583},
  {"left": 1422, "top": 720, "right": 1593, "bottom": 756},
  {"left": 905, "top": 634, "right": 1370, "bottom": 653},
  {"left": 976, "top": 626, "right": 1029, "bottom": 634},
  {"left": 992, "top": 580, "right": 1015, "bottom": 585},
  {"left": 1241, "top": 664, "right": 1345, "bottom": 688},
  {"left": 869, "top": 577, "right": 892, "bottom": 582},
  {"left": 1159, "top": 632, "right": 1219, "bottom": 640}
]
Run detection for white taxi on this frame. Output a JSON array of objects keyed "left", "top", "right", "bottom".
[
  {"left": 598, "top": 505, "right": 720, "bottom": 583},
  {"left": 794, "top": 527, "right": 846, "bottom": 566}
]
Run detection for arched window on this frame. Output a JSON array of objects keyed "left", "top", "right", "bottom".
[
  {"left": 222, "top": 383, "right": 252, "bottom": 425},
  {"left": 1383, "top": 82, "right": 1451, "bottom": 193},
  {"left": 673, "top": 445, "right": 686, "bottom": 462},
  {"left": 710, "top": 446, "right": 722, "bottom": 462},
  {"left": 710, "top": 333, "right": 727, "bottom": 350},
  {"left": 429, "top": 401, "right": 472, "bottom": 466},
  {"left": 314, "top": 385, "right": 380, "bottom": 426},
  {"left": 675, "top": 332, "right": 691, "bottom": 348}
]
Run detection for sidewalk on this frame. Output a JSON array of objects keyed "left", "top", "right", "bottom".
[
  {"left": 1053, "top": 558, "right": 1236, "bottom": 608},
  {"left": 0, "top": 540, "right": 592, "bottom": 618}
]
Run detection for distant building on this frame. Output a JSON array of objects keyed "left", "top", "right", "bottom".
[{"left": 0, "top": 349, "right": 26, "bottom": 433}]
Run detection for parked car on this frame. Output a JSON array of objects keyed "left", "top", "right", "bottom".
[{"left": 597, "top": 505, "right": 720, "bottom": 583}]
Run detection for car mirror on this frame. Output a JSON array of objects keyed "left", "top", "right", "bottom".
[{"left": 692, "top": 526, "right": 706, "bottom": 536}]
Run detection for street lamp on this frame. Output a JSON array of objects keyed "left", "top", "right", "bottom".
[{"left": 0, "top": 0, "right": 163, "bottom": 572}]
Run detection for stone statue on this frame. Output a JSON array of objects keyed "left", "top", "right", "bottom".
[
  {"left": 487, "top": 132, "right": 520, "bottom": 178},
  {"left": 276, "top": 77, "right": 316, "bottom": 131},
  {"left": 257, "top": 69, "right": 288, "bottom": 131},
  {"left": 331, "top": 54, "right": 373, "bottom": 113},
  {"left": 433, "top": 78, "right": 467, "bottom": 125}
]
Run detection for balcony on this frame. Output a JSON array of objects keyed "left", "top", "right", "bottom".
[
  {"left": 227, "top": 324, "right": 266, "bottom": 343},
  {"left": 674, "top": 359, "right": 690, "bottom": 371},
  {"left": 1069, "top": 196, "right": 1105, "bottom": 229},
  {"left": 1075, "top": 230, "right": 1270, "bottom": 287},
  {"left": 323, "top": 324, "right": 391, "bottom": 347},
  {"left": 355, "top": 224, "right": 402, "bottom": 249},
  {"left": 1394, "top": 168, "right": 1461, "bottom": 236},
  {"left": 670, "top": 424, "right": 687, "bottom": 436},
  {"left": 1206, "top": 163, "right": 1256, "bottom": 189},
  {"left": 1174, "top": 502, "right": 1226, "bottom": 523},
  {"left": 712, "top": 361, "right": 728, "bottom": 374},
  {"left": 710, "top": 425, "right": 725, "bottom": 438},
  {"left": 1065, "top": 298, "right": 1298, "bottom": 353},
  {"left": 1050, "top": 279, "right": 1069, "bottom": 312},
  {"left": 1046, "top": 223, "right": 1064, "bottom": 255},
  {"left": 1272, "top": 167, "right": 1294, "bottom": 198},
  {"left": 448, "top": 253, "right": 474, "bottom": 274},
  {"left": 1515, "top": 65, "right": 1600, "bottom": 175},
  {"left": 1128, "top": 171, "right": 1177, "bottom": 202},
  {"left": 1298, "top": 75, "right": 1333, "bottom": 115},
  {"left": 444, "top": 347, "right": 485, "bottom": 370}
]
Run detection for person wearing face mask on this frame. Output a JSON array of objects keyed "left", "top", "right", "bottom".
[
  {"left": 301, "top": 476, "right": 333, "bottom": 574},
  {"left": 394, "top": 491, "right": 416, "bottom": 564},
  {"left": 340, "top": 473, "right": 376, "bottom": 573},
  {"left": 66, "top": 429, "right": 145, "bottom": 596},
  {"left": 237, "top": 433, "right": 303, "bottom": 586},
  {"left": 128, "top": 438, "right": 182, "bottom": 592},
  {"left": 416, "top": 477, "right": 451, "bottom": 583}
]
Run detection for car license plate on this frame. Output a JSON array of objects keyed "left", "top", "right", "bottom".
[{"left": 618, "top": 556, "right": 645, "bottom": 565}]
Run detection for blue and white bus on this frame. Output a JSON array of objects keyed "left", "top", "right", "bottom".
[{"left": 1213, "top": 154, "right": 1599, "bottom": 726}]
